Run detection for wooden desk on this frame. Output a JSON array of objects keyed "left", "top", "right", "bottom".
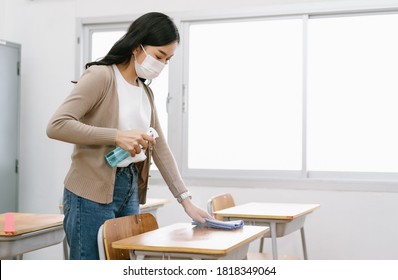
[
  {"left": 112, "top": 223, "right": 269, "bottom": 260},
  {"left": 60, "top": 198, "right": 168, "bottom": 216},
  {"left": 0, "top": 213, "right": 64, "bottom": 259},
  {"left": 214, "top": 202, "right": 320, "bottom": 260},
  {"left": 139, "top": 198, "right": 169, "bottom": 217}
]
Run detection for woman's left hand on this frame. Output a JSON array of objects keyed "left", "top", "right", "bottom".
[{"left": 180, "top": 198, "right": 213, "bottom": 224}]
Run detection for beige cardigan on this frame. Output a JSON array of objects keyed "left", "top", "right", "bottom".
[{"left": 47, "top": 65, "right": 187, "bottom": 204}]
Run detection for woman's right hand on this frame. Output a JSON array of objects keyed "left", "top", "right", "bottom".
[{"left": 115, "top": 130, "right": 156, "bottom": 157}]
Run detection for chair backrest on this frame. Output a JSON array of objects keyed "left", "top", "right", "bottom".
[
  {"left": 208, "top": 193, "right": 235, "bottom": 218},
  {"left": 101, "top": 213, "right": 158, "bottom": 260},
  {"left": 97, "top": 224, "right": 106, "bottom": 259}
]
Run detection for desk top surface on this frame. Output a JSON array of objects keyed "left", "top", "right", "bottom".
[
  {"left": 214, "top": 202, "right": 320, "bottom": 220},
  {"left": 59, "top": 197, "right": 168, "bottom": 213},
  {"left": 140, "top": 198, "right": 169, "bottom": 210},
  {"left": 112, "top": 223, "right": 269, "bottom": 255},
  {"left": 0, "top": 213, "right": 64, "bottom": 236}
]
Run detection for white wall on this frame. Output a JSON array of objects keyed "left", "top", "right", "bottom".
[
  {"left": 2, "top": 0, "right": 398, "bottom": 260},
  {"left": 0, "top": 0, "right": 5, "bottom": 36}
]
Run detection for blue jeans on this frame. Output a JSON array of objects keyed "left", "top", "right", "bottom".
[{"left": 63, "top": 164, "right": 139, "bottom": 260}]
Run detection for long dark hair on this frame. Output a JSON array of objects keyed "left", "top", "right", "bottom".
[{"left": 86, "top": 12, "right": 180, "bottom": 71}]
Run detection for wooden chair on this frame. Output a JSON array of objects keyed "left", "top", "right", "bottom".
[
  {"left": 207, "top": 193, "right": 236, "bottom": 218},
  {"left": 98, "top": 213, "right": 159, "bottom": 260}
]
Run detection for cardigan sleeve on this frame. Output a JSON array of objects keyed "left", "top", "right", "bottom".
[{"left": 46, "top": 66, "right": 118, "bottom": 145}]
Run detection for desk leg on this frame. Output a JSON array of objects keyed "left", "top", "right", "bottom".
[
  {"left": 63, "top": 237, "right": 69, "bottom": 260},
  {"left": 259, "top": 235, "right": 265, "bottom": 253},
  {"left": 300, "top": 227, "right": 308, "bottom": 260},
  {"left": 129, "top": 250, "right": 140, "bottom": 260},
  {"left": 270, "top": 222, "right": 278, "bottom": 260}
]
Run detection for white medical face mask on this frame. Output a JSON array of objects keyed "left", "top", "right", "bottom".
[{"left": 134, "top": 45, "right": 165, "bottom": 80}]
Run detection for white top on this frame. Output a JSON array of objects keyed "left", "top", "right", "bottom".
[{"left": 112, "top": 65, "right": 151, "bottom": 167}]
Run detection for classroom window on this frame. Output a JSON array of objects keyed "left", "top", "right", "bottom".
[{"left": 180, "top": 12, "right": 398, "bottom": 180}]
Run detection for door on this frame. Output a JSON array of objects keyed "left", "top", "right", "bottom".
[{"left": 0, "top": 40, "right": 20, "bottom": 212}]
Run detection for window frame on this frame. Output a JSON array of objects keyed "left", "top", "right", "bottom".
[{"left": 177, "top": 11, "right": 398, "bottom": 183}]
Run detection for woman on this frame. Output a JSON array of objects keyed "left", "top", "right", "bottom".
[{"left": 47, "top": 12, "right": 212, "bottom": 260}]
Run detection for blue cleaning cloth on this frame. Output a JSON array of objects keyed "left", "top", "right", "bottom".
[{"left": 192, "top": 218, "right": 244, "bottom": 230}]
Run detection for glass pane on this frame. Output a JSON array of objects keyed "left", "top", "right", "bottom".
[
  {"left": 307, "top": 14, "right": 398, "bottom": 172},
  {"left": 91, "top": 31, "right": 125, "bottom": 61},
  {"left": 188, "top": 19, "right": 303, "bottom": 170}
]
